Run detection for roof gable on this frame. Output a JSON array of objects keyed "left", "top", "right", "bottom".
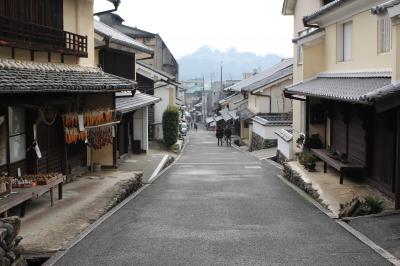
[
  {"left": 282, "top": 0, "right": 297, "bottom": 15},
  {"left": 94, "top": 20, "right": 154, "bottom": 55},
  {"left": 225, "top": 59, "right": 293, "bottom": 93}
]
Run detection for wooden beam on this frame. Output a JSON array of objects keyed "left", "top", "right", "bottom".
[{"left": 375, "top": 94, "right": 400, "bottom": 113}]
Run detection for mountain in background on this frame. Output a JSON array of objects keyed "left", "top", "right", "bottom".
[{"left": 178, "top": 46, "right": 283, "bottom": 83}]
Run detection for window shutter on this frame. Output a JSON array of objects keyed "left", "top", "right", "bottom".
[
  {"left": 336, "top": 23, "right": 344, "bottom": 62},
  {"left": 343, "top": 22, "right": 352, "bottom": 61},
  {"left": 379, "top": 16, "right": 391, "bottom": 53}
]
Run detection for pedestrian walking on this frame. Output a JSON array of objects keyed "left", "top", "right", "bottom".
[
  {"left": 224, "top": 126, "right": 232, "bottom": 146},
  {"left": 194, "top": 123, "right": 198, "bottom": 131},
  {"left": 216, "top": 126, "right": 224, "bottom": 146}
]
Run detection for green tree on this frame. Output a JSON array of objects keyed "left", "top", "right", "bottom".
[{"left": 162, "top": 106, "right": 180, "bottom": 147}]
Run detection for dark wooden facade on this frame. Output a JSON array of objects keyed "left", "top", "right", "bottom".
[
  {"left": 136, "top": 73, "right": 155, "bottom": 140},
  {"left": 99, "top": 48, "right": 135, "bottom": 80},
  {"left": 0, "top": 93, "right": 116, "bottom": 179},
  {"left": 99, "top": 48, "right": 136, "bottom": 157},
  {"left": 307, "top": 98, "right": 400, "bottom": 207},
  {"left": 0, "top": 103, "right": 66, "bottom": 178},
  {"left": 0, "top": 0, "right": 87, "bottom": 57}
]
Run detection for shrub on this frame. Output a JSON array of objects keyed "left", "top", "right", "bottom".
[
  {"left": 364, "top": 196, "right": 385, "bottom": 214},
  {"left": 162, "top": 106, "right": 180, "bottom": 147},
  {"left": 299, "top": 150, "right": 315, "bottom": 165}
]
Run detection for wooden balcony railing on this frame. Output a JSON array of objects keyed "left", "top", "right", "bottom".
[{"left": 0, "top": 15, "right": 88, "bottom": 57}]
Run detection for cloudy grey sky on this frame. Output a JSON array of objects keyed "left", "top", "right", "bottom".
[{"left": 94, "top": 0, "right": 293, "bottom": 59}]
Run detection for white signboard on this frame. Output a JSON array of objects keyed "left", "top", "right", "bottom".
[
  {"left": 34, "top": 143, "right": 42, "bottom": 159},
  {"left": 78, "top": 114, "right": 85, "bottom": 132}
]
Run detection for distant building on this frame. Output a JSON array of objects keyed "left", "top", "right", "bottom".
[
  {"left": 97, "top": 13, "right": 179, "bottom": 79},
  {"left": 97, "top": 13, "right": 180, "bottom": 140}
]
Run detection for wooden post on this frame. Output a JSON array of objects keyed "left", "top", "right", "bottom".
[
  {"left": 395, "top": 108, "right": 400, "bottom": 209},
  {"left": 49, "top": 187, "right": 54, "bottom": 207},
  {"left": 90, "top": 146, "right": 94, "bottom": 173},
  {"left": 58, "top": 182, "right": 63, "bottom": 200}
]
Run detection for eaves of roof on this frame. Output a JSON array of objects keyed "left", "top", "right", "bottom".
[
  {"left": 372, "top": 0, "right": 400, "bottom": 14},
  {"left": 303, "top": 0, "right": 353, "bottom": 26},
  {"left": 0, "top": 59, "right": 136, "bottom": 94},
  {"left": 242, "top": 65, "right": 293, "bottom": 93},
  {"left": 282, "top": 0, "right": 297, "bottom": 15},
  {"left": 275, "top": 129, "right": 293, "bottom": 142},
  {"left": 136, "top": 61, "right": 176, "bottom": 82},
  {"left": 94, "top": 20, "right": 154, "bottom": 55},
  {"left": 116, "top": 92, "right": 161, "bottom": 113},
  {"left": 284, "top": 71, "right": 394, "bottom": 104},
  {"left": 292, "top": 28, "right": 325, "bottom": 43}
]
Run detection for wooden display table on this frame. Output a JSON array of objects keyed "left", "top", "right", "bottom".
[
  {"left": 311, "top": 149, "right": 364, "bottom": 184},
  {"left": 0, "top": 175, "right": 65, "bottom": 217}
]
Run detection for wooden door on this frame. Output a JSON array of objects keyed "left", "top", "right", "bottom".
[{"left": 372, "top": 110, "right": 396, "bottom": 193}]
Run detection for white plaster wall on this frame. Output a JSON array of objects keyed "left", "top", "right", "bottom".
[
  {"left": 134, "top": 108, "right": 143, "bottom": 145},
  {"left": 142, "top": 106, "right": 149, "bottom": 150},
  {"left": 277, "top": 137, "right": 293, "bottom": 160},
  {"left": 154, "top": 85, "right": 169, "bottom": 140},
  {"left": 63, "top": 0, "right": 94, "bottom": 66},
  {"left": 252, "top": 122, "right": 287, "bottom": 140},
  {"left": 132, "top": 107, "right": 149, "bottom": 151}
]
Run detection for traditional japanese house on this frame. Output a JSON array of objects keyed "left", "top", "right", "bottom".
[
  {"left": 282, "top": 0, "right": 400, "bottom": 208},
  {"left": 223, "top": 59, "right": 293, "bottom": 148},
  {"left": 94, "top": 20, "right": 160, "bottom": 157},
  {"left": 96, "top": 13, "right": 180, "bottom": 141},
  {"left": 135, "top": 61, "right": 180, "bottom": 140},
  {"left": 0, "top": 0, "right": 135, "bottom": 179}
]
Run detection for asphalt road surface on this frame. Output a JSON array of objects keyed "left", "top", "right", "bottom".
[{"left": 55, "top": 128, "right": 390, "bottom": 266}]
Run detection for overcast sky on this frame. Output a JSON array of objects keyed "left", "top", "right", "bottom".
[{"left": 94, "top": 0, "right": 293, "bottom": 59}]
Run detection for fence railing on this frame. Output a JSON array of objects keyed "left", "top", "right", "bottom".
[{"left": 0, "top": 15, "right": 88, "bottom": 57}]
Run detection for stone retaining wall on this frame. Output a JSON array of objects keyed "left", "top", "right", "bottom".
[
  {"left": 250, "top": 132, "right": 277, "bottom": 152},
  {"left": 283, "top": 163, "right": 327, "bottom": 208},
  {"left": 0, "top": 217, "right": 27, "bottom": 266},
  {"left": 105, "top": 173, "right": 143, "bottom": 212}
]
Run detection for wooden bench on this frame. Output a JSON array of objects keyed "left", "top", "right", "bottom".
[
  {"left": 0, "top": 176, "right": 65, "bottom": 217},
  {"left": 311, "top": 149, "right": 364, "bottom": 184}
]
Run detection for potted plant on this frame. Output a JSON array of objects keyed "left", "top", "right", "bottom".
[{"left": 302, "top": 150, "right": 316, "bottom": 171}]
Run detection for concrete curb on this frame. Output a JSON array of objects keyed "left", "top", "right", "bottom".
[
  {"left": 44, "top": 136, "right": 189, "bottom": 266},
  {"left": 231, "top": 143, "right": 245, "bottom": 153},
  {"left": 43, "top": 183, "right": 150, "bottom": 266},
  {"left": 276, "top": 174, "right": 400, "bottom": 266},
  {"left": 147, "top": 154, "right": 169, "bottom": 183}
]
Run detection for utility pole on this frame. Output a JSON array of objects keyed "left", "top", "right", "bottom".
[
  {"left": 220, "top": 61, "right": 223, "bottom": 91},
  {"left": 202, "top": 76, "right": 206, "bottom": 123},
  {"left": 210, "top": 73, "right": 214, "bottom": 110},
  {"left": 220, "top": 61, "right": 223, "bottom": 103}
]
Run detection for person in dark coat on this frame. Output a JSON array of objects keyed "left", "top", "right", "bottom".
[
  {"left": 194, "top": 123, "right": 198, "bottom": 131},
  {"left": 216, "top": 126, "right": 224, "bottom": 146},
  {"left": 224, "top": 126, "right": 232, "bottom": 146}
]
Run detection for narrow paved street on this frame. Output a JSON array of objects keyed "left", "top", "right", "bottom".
[{"left": 55, "top": 128, "right": 390, "bottom": 266}]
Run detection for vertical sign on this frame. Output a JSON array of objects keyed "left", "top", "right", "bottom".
[{"left": 78, "top": 114, "right": 85, "bottom": 132}]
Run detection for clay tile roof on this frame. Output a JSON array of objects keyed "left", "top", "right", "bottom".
[
  {"left": 238, "top": 108, "right": 255, "bottom": 121},
  {"left": 226, "top": 59, "right": 293, "bottom": 92},
  {"left": 115, "top": 92, "right": 161, "bottom": 113},
  {"left": 94, "top": 20, "right": 154, "bottom": 54},
  {"left": 253, "top": 113, "right": 292, "bottom": 127},
  {"left": 275, "top": 128, "right": 293, "bottom": 142},
  {"left": 206, "top": 117, "right": 215, "bottom": 124},
  {"left": 0, "top": 59, "right": 137, "bottom": 94},
  {"left": 219, "top": 108, "right": 233, "bottom": 121},
  {"left": 284, "top": 71, "right": 394, "bottom": 104},
  {"left": 242, "top": 64, "right": 293, "bottom": 92}
]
